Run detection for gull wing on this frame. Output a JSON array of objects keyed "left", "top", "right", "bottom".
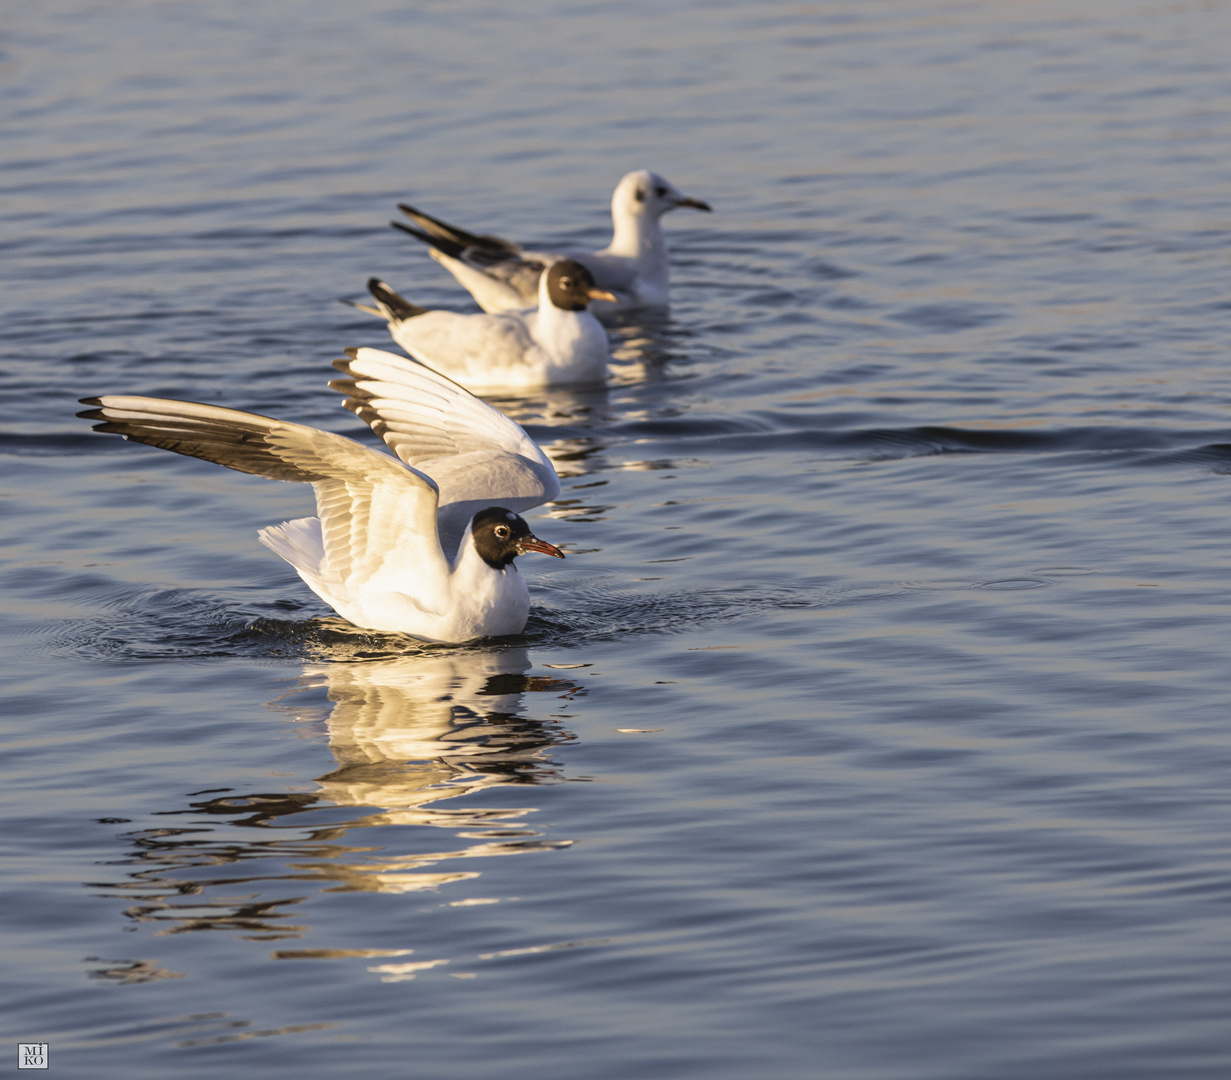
[
  {"left": 391, "top": 204, "right": 554, "bottom": 312},
  {"left": 394, "top": 203, "right": 524, "bottom": 260},
  {"left": 388, "top": 309, "right": 535, "bottom": 370},
  {"left": 77, "top": 396, "right": 451, "bottom": 605},
  {"left": 329, "top": 348, "right": 560, "bottom": 554},
  {"left": 427, "top": 249, "right": 543, "bottom": 313}
]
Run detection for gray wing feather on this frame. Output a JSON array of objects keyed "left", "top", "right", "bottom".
[
  {"left": 329, "top": 348, "right": 560, "bottom": 552},
  {"left": 78, "top": 395, "right": 449, "bottom": 591}
]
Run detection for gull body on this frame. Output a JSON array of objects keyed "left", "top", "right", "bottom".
[
  {"left": 394, "top": 170, "right": 711, "bottom": 315},
  {"left": 78, "top": 348, "right": 564, "bottom": 642},
  {"left": 357, "top": 260, "right": 616, "bottom": 391}
]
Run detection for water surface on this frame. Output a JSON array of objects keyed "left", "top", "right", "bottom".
[{"left": 2, "top": 2, "right": 1231, "bottom": 1077}]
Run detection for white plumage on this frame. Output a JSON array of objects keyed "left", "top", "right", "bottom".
[
  {"left": 78, "top": 348, "right": 564, "bottom": 642},
  {"left": 393, "top": 170, "right": 711, "bottom": 315},
  {"left": 357, "top": 260, "right": 616, "bottom": 391}
]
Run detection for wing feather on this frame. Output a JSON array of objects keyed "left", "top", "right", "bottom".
[
  {"left": 396, "top": 203, "right": 523, "bottom": 258},
  {"left": 329, "top": 348, "right": 560, "bottom": 554},
  {"left": 78, "top": 395, "right": 450, "bottom": 599}
]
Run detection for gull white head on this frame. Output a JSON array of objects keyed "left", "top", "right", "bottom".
[{"left": 611, "top": 170, "right": 712, "bottom": 222}]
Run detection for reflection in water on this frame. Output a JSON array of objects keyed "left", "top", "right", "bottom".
[
  {"left": 85, "top": 956, "right": 187, "bottom": 984},
  {"left": 604, "top": 307, "right": 689, "bottom": 376},
  {"left": 89, "top": 650, "right": 582, "bottom": 938},
  {"left": 484, "top": 311, "right": 698, "bottom": 503}
]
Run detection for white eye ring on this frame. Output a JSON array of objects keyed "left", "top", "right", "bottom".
[{"left": 495, "top": 525, "right": 511, "bottom": 539}]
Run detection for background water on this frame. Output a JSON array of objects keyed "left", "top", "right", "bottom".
[{"left": 3, "top": 1, "right": 1231, "bottom": 1076}]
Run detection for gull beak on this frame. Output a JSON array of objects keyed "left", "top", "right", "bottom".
[
  {"left": 674, "top": 196, "right": 712, "bottom": 212},
  {"left": 518, "top": 536, "right": 566, "bottom": 559},
  {"left": 587, "top": 286, "right": 619, "bottom": 303}
]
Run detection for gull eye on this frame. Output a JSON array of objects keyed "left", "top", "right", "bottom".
[
  {"left": 633, "top": 188, "right": 645, "bottom": 203},
  {"left": 655, "top": 185, "right": 668, "bottom": 197},
  {"left": 559, "top": 277, "right": 572, "bottom": 287},
  {"left": 494, "top": 524, "right": 511, "bottom": 540}
]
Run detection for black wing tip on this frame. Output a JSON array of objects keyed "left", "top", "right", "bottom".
[
  {"left": 367, "top": 278, "right": 426, "bottom": 320},
  {"left": 343, "top": 346, "right": 361, "bottom": 359},
  {"left": 367, "top": 278, "right": 396, "bottom": 302},
  {"left": 392, "top": 220, "right": 468, "bottom": 260},
  {"left": 391, "top": 220, "right": 433, "bottom": 243},
  {"left": 78, "top": 396, "right": 103, "bottom": 407}
]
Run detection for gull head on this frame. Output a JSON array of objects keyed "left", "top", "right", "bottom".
[
  {"left": 544, "top": 260, "right": 618, "bottom": 311},
  {"left": 613, "top": 170, "right": 712, "bottom": 221},
  {"left": 471, "top": 507, "right": 565, "bottom": 569}
]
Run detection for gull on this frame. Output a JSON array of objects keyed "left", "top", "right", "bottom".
[
  {"left": 78, "top": 348, "right": 564, "bottom": 642},
  {"left": 393, "top": 169, "right": 711, "bottom": 315},
  {"left": 355, "top": 259, "right": 616, "bottom": 391}
]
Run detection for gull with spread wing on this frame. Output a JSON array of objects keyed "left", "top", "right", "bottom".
[
  {"left": 355, "top": 259, "right": 616, "bottom": 391},
  {"left": 78, "top": 348, "right": 564, "bottom": 642},
  {"left": 393, "top": 170, "right": 711, "bottom": 315}
]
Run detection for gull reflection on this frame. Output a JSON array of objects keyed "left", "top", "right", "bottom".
[
  {"left": 91, "top": 649, "right": 583, "bottom": 937},
  {"left": 604, "top": 305, "right": 686, "bottom": 377},
  {"left": 306, "top": 649, "right": 575, "bottom": 819}
]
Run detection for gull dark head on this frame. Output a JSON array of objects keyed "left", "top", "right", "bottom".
[
  {"left": 471, "top": 507, "right": 565, "bottom": 569},
  {"left": 613, "top": 169, "right": 712, "bottom": 220},
  {"left": 544, "top": 259, "right": 617, "bottom": 311}
]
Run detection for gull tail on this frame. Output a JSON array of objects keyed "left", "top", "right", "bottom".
[
  {"left": 258, "top": 516, "right": 354, "bottom": 615},
  {"left": 258, "top": 516, "right": 326, "bottom": 580},
  {"left": 341, "top": 298, "right": 384, "bottom": 317},
  {"left": 365, "top": 278, "right": 428, "bottom": 323}
]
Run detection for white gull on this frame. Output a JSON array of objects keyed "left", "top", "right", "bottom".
[
  {"left": 355, "top": 260, "right": 616, "bottom": 391},
  {"left": 393, "top": 169, "right": 711, "bottom": 315},
  {"left": 78, "top": 348, "right": 564, "bottom": 642}
]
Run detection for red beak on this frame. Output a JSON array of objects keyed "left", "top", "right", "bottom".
[{"left": 518, "top": 536, "right": 565, "bottom": 559}]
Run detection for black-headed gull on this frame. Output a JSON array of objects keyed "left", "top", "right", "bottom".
[
  {"left": 78, "top": 348, "right": 564, "bottom": 642},
  {"left": 393, "top": 170, "right": 711, "bottom": 315},
  {"left": 356, "top": 259, "right": 616, "bottom": 391}
]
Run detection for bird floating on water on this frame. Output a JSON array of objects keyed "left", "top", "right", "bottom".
[
  {"left": 393, "top": 169, "right": 711, "bottom": 315},
  {"left": 355, "top": 259, "right": 616, "bottom": 391},
  {"left": 78, "top": 348, "right": 564, "bottom": 642}
]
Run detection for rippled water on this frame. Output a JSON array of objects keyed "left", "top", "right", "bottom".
[{"left": 3, "top": 2, "right": 1231, "bottom": 1076}]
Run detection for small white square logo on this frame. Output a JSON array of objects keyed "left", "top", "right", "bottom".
[{"left": 18, "top": 1043, "right": 48, "bottom": 1069}]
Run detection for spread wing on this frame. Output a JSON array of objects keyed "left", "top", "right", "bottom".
[
  {"left": 77, "top": 396, "right": 451, "bottom": 600},
  {"left": 329, "top": 348, "right": 560, "bottom": 554}
]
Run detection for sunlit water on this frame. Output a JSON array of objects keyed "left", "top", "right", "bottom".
[{"left": 3, "top": 2, "right": 1231, "bottom": 1077}]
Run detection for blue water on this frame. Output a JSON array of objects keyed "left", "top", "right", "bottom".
[{"left": 3, "top": 2, "right": 1231, "bottom": 1076}]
